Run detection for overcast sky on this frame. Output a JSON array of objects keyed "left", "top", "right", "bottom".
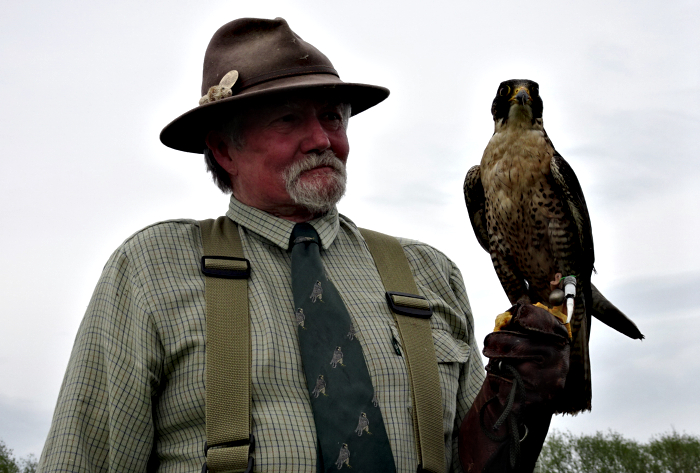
[{"left": 1, "top": 0, "right": 699, "bottom": 460}]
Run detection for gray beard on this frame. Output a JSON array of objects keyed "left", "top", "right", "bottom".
[{"left": 283, "top": 150, "right": 347, "bottom": 214}]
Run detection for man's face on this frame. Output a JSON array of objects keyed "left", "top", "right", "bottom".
[{"left": 220, "top": 97, "right": 350, "bottom": 221}]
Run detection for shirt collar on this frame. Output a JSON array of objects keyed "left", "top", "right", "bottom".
[{"left": 225, "top": 195, "right": 340, "bottom": 251}]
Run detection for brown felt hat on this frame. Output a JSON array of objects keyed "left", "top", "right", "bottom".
[{"left": 160, "top": 17, "right": 390, "bottom": 153}]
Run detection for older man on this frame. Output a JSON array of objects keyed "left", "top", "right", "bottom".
[{"left": 38, "top": 18, "right": 568, "bottom": 473}]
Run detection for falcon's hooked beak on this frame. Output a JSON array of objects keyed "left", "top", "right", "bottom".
[{"left": 511, "top": 87, "right": 532, "bottom": 106}]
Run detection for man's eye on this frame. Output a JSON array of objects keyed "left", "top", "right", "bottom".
[
  {"left": 279, "top": 114, "right": 297, "bottom": 123},
  {"left": 323, "top": 112, "right": 342, "bottom": 122}
]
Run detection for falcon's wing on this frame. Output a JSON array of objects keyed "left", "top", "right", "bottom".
[
  {"left": 552, "top": 151, "right": 644, "bottom": 341},
  {"left": 463, "top": 165, "right": 490, "bottom": 252},
  {"left": 550, "top": 153, "right": 595, "bottom": 272}
]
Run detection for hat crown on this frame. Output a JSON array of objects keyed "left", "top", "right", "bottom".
[
  {"left": 201, "top": 18, "right": 337, "bottom": 96},
  {"left": 160, "top": 17, "right": 389, "bottom": 153}
]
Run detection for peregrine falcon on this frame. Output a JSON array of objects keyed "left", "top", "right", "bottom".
[
  {"left": 355, "top": 412, "right": 372, "bottom": 436},
  {"left": 335, "top": 443, "right": 351, "bottom": 469},
  {"left": 310, "top": 280, "right": 323, "bottom": 303},
  {"left": 463, "top": 79, "right": 644, "bottom": 414},
  {"left": 312, "top": 375, "right": 327, "bottom": 398},
  {"left": 330, "top": 346, "right": 344, "bottom": 368},
  {"left": 295, "top": 308, "right": 306, "bottom": 329}
]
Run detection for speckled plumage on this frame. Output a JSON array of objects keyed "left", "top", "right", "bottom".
[{"left": 464, "top": 80, "right": 643, "bottom": 414}]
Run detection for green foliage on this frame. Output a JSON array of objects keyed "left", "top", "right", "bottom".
[
  {"left": 646, "top": 431, "right": 700, "bottom": 473},
  {"left": 16, "top": 455, "right": 37, "bottom": 473},
  {"left": 540, "top": 429, "right": 700, "bottom": 473},
  {"left": 0, "top": 441, "right": 36, "bottom": 473},
  {"left": 0, "top": 440, "right": 19, "bottom": 473}
]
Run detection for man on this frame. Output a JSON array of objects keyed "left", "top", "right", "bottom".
[{"left": 38, "top": 18, "right": 568, "bottom": 473}]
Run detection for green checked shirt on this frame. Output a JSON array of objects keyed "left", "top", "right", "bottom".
[{"left": 39, "top": 196, "right": 485, "bottom": 473}]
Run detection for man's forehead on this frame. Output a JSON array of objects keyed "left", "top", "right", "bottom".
[
  {"left": 253, "top": 95, "right": 346, "bottom": 113},
  {"left": 211, "top": 93, "right": 350, "bottom": 133}
]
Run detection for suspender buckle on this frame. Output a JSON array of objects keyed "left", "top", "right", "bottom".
[
  {"left": 201, "top": 434, "right": 255, "bottom": 473},
  {"left": 201, "top": 256, "right": 251, "bottom": 279},
  {"left": 386, "top": 291, "right": 433, "bottom": 319}
]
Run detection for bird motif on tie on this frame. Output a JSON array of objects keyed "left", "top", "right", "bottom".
[
  {"left": 294, "top": 236, "right": 316, "bottom": 245},
  {"left": 312, "top": 375, "right": 327, "bottom": 398},
  {"left": 355, "top": 412, "right": 372, "bottom": 436},
  {"left": 335, "top": 444, "right": 351, "bottom": 469},
  {"left": 330, "top": 346, "right": 344, "bottom": 368},
  {"left": 463, "top": 79, "right": 644, "bottom": 414},
  {"left": 295, "top": 308, "right": 306, "bottom": 329},
  {"left": 346, "top": 322, "right": 357, "bottom": 340},
  {"left": 310, "top": 280, "right": 324, "bottom": 303}
]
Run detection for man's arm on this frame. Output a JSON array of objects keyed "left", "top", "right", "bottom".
[
  {"left": 38, "top": 246, "right": 163, "bottom": 472},
  {"left": 446, "top": 260, "right": 486, "bottom": 473},
  {"left": 400, "top": 241, "right": 486, "bottom": 472}
]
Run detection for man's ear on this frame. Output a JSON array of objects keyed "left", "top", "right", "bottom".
[{"left": 205, "top": 131, "right": 237, "bottom": 176}]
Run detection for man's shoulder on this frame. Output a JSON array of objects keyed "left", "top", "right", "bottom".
[
  {"left": 344, "top": 219, "right": 458, "bottom": 277},
  {"left": 379, "top": 233, "right": 449, "bottom": 262},
  {"left": 93, "top": 219, "right": 205, "bottom": 299},
  {"left": 395, "top": 236, "right": 458, "bottom": 275},
  {"left": 115, "top": 218, "right": 202, "bottom": 258}
]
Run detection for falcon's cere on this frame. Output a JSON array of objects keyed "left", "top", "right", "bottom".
[{"left": 463, "top": 79, "right": 644, "bottom": 414}]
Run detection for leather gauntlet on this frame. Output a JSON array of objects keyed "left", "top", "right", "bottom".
[{"left": 459, "top": 303, "right": 571, "bottom": 472}]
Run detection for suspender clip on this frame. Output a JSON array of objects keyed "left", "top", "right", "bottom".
[
  {"left": 201, "top": 255, "right": 251, "bottom": 279},
  {"left": 386, "top": 291, "right": 433, "bottom": 319},
  {"left": 201, "top": 434, "right": 255, "bottom": 473}
]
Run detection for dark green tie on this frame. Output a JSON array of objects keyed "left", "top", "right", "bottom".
[{"left": 291, "top": 223, "right": 396, "bottom": 473}]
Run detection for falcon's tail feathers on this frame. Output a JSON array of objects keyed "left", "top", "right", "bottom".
[{"left": 591, "top": 284, "right": 645, "bottom": 340}]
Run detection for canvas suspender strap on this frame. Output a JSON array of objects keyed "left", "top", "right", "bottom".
[
  {"left": 199, "top": 217, "right": 254, "bottom": 473},
  {"left": 359, "top": 228, "right": 446, "bottom": 473}
]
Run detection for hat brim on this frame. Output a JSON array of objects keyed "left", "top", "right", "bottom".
[{"left": 160, "top": 73, "right": 389, "bottom": 153}]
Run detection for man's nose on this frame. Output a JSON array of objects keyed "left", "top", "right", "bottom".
[{"left": 300, "top": 117, "right": 331, "bottom": 154}]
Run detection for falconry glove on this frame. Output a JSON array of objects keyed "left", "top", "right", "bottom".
[{"left": 459, "top": 303, "right": 570, "bottom": 472}]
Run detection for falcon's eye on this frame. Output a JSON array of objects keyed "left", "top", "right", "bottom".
[
  {"left": 499, "top": 85, "right": 511, "bottom": 97},
  {"left": 531, "top": 86, "right": 539, "bottom": 96}
]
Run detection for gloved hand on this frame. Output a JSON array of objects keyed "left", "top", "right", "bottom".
[{"left": 459, "top": 303, "right": 571, "bottom": 472}]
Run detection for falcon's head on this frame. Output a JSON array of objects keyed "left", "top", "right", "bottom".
[{"left": 491, "top": 79, "right": 543, "bottom": 126}]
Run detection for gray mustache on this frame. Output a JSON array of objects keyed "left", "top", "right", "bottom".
[{"left": 284, "top": 151, "right": 346, "bottom": 182}]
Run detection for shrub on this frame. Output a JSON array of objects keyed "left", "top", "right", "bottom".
[{"left": 540, "top": 429, "right": 700, "bottom": 473}]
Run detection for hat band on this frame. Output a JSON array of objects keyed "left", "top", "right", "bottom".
[{"left": 237, "top": 65, "right": 339, "bottom": 91}]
